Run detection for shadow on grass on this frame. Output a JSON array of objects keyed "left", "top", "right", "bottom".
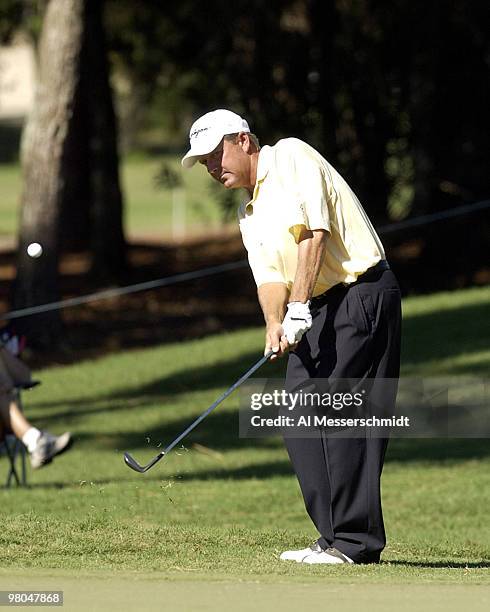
[
  {"left": 29, "top": 349, "right": 285, "bottom": 417},
  {"left": 119, "top": 431, "right": 490, "bottom": 463},
  {"left": 8, "top": 438, "right": 489, "bottom": 492},
  {"left": 21, "top": 297, "right": 489, "bottom": 466},
  {"left": 25, "top": 302, "right": 487, "bottom": 425},
  {"left": 64, "top": 422, "right": 284, "bottom": 454},
  {"left": 40, "top": 426, "right": 490, "bottom": 469},
  {"left": 15, "top": 459, "right": 295, "bottom": 489},
  {"left": 26, "top": 299, "right": 489, "bottom": 424},
  {"left": 385, "top": 438, "right": 490, "bottom": 462},
  {"left": 401, "top": 301, "right": 490, "bottom": 368}
]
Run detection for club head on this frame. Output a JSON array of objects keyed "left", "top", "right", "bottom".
[
  {"left": 123, "top": 451, "right": 146, "bottom": 473},
  {"left": 123, "top": 450, "right": 166, "bottom": 473}
]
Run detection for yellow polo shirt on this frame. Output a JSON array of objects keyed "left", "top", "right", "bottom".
[{"left": 238, "top": 138, "right": 385, "bottom": 296}]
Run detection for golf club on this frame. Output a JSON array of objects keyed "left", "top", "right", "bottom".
[{"left": 124, "top": 349, "right": 274, "bottom": 473}]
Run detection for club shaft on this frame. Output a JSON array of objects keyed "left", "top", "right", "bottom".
[
  {"left": 124, "top": 350, "right": 274, "bottom": 472},
  {"left": 163, "top": 350, "right": 274, "bottom": 456}
]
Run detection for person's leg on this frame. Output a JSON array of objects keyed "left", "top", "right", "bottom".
[
  {"left": 322, "top": 270, "right": 401, "bottom": 562},
  {"left": 283, "top": 286, "right": 347, "bottom": 551},
  {"left": 0, "top": 389, "right": 73, "bottom": 468},
  {"left": 0, "top": 393, "right": 31, "bottom": 438},
  {"left": 0, "top": 347, "right": 33, "bottom": 439},
  {"left": 285, "top": 270, "right": 401, "bottom": 563},
  {"left": 283, "top": 421, "right": 335, "bottom": 547},
  {"left": 0, "top": 390, "right": 42, "bottom": 449}
]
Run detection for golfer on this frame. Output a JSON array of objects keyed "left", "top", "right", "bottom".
[{"left": 182, "top": 109, "right": 401, "bottom": 565}]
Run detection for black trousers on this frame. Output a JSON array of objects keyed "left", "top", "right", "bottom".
[{"left": 284, "top": 266, "right": 401, "bottom": 563}]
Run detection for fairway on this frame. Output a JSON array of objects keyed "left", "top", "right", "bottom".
[
  {"left": 1, "top": 286, "right": 489, "bottom": 610},
  {"left": 1, "top": 571, "right": 489, "bottom": 612}
]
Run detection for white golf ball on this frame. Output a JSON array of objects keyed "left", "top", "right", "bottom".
[{"left": 27, "top": 242, "right": 43, "bottom": 258}]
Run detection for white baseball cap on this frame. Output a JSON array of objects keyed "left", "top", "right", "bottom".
[{"left": 181, "top": 109, "right": 250, "bottom": 168}]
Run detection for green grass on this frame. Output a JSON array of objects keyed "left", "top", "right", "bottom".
[
  {"left": 0, "top": 287, "right": 489, "bottom": 608},
  {"left": 0, "top": 156, "right": 225, "bottom": 240},
  {"left": 401, "top": 286, "right": 490, "bottom": 375},
  {"left": 0, "top": 163, "right": 22, "bottom": 237},
  {"left": 121, "top": 154, "right": 226, "bottom": 237}
]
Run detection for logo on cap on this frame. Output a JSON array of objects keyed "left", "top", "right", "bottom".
[{"left": 190, "top": 127, "right": 210, "bottom": 139}]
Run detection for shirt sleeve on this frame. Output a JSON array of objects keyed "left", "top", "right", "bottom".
[
  {"left": 277, "top": 141, "right": 332, "bottom": 243},
  {"left": 238, "top": 213, "right": 287, "bottom": 288},
  {"left": 247, "top": 246, "right": 287, "bottom": 288}
]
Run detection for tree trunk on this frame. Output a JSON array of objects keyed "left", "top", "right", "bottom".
[
  {"left": 83, "top": 0, "right": 127, "bottom": 281},
  {"left": 14, "top": 0, "right": 85, "bottom": 349},
  {"left": 58, "top": 80, "right": 91, "bottom": 251}
]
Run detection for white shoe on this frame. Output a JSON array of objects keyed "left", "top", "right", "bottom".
[
  {"left": 30, "top": 431, "right": 73, "bottom": 469},
  {"left": 302, "top": 547, "right": 354, "bottom": 564},
  {"left": 279, "top": 542, "right": 323, "bottom": 562}
]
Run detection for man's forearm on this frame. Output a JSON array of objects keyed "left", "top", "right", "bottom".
[
  {"left": 289, "top": 229, "right": 327, "bottom": 302},
  {"left": 258, "top": 282, "right": 289, "bottom": 358},
  {"left": 257, "top": 283, "right": 289, "bottom": 325}
]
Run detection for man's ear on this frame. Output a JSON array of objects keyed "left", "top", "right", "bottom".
[{"left": 238, "top": 131, "right": 253, "bottom": 154}]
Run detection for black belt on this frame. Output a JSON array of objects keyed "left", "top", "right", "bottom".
[
  {"left": 353, "top": 259, "right": 390, "bottom": 282},
  {"left": 310, "top": 260, "right": 390, "bottom": 307}
]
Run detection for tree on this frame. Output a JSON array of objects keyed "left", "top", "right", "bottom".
[
  {"left": 14, "top": 0, "right": 127, "bottom": 348},
  {"left": 105, "top": 0, "right": 489, "bottom": 224},
  {"left": 80, "top": 0, "right": 126, "bottom": 280},
  {"left": 57, "top": 0, "right": 127, "bottom": 279},
  {"left": 14, "top": 0, "right": 85, "bottom": 348}
]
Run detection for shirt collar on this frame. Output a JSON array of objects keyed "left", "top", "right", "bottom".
[{"left": 245, "top": 146, "right": 272, "bottom": 213}]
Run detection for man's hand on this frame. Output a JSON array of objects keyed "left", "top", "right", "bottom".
[
  {"left": 264, "top": 321, "right": 289, "bottom": 361},
  {"left": 281, "top": 301, "right": 312, "bottom": 345}
]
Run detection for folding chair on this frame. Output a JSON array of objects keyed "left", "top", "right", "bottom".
[
  {"left": 2, "top": 381, "right": 40, "bottom": 488},
  {"left": 3, "top": 434, "right": 27, "bottom": 487}
]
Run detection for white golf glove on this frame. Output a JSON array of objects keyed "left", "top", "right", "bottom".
[{"left": 281, "top": 301, "right": 312, "bottom": 345}]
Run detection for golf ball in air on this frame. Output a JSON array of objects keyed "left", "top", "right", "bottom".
[{"left": 27, "top": 242, "right": 43, "bottom": 258}]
